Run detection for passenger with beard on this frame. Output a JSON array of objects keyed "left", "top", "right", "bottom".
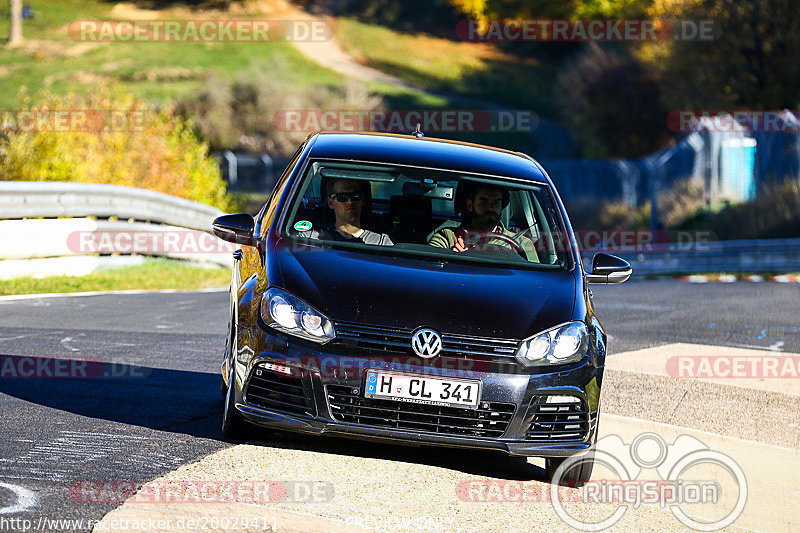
[
  {"left": 429, "top": 183, "right": 538, "bottom": 262},
  {"left": 301, "top": 178, "right": 393, "bottom": 245}
]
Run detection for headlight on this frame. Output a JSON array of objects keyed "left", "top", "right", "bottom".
[
  {"left": 515, "top": 321, "right": 588, "bottom": 366},
  {"left": 261, "top": 288, "right": 335, "bottom": 343}
]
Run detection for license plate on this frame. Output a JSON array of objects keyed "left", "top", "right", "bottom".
[{"left": 364, "top": 370, "right": 481, "bottom": 409}]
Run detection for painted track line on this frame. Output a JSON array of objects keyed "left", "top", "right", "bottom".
[{"left": 0, "top": 287, "right": 226, "bottom": 302}]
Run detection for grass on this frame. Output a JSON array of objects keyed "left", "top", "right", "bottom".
[
  {"left": 360, "top": 78, "right": 539, "bottom": 153},
  {"left": 334, "top": 17, "right": 557, "bottom": 118},
  {"left": 0, "top": 0, "right": 344, "bottom": 110},
  {"left": 0, "top": 258, "right": 230, "bottom": 296},
  {"left": 0, "top": 0, "right": 534, "bottom": 152}
]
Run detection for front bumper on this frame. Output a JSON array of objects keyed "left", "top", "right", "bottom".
[{"left": 228, "top": 328, "right": 602, "bottom": 458}]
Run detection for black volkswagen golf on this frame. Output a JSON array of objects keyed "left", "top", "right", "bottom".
[{"left": 213, "top": 131, "right": 631, "bottom": 482}]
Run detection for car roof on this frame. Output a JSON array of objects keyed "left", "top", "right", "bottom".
[{"left": 305, "top": 132, "right": 550, "bottom": 184}]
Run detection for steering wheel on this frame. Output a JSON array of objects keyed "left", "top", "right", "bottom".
[{"left": 465, "top": 232, "right": 527, "bottom": 260}]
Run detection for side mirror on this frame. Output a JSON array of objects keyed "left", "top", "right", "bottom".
[
  {"left": 585, "top": 252, "right": 631, "bottom": 284},
  {"left": 212, "top": 214, "right": 257, "bottom": 247}
]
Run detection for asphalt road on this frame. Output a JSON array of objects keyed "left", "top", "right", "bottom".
[
  {"left": 0, "top": 291, "right": 231, "bottom": 531},
  {"left": 590, "top": 280, "right": 800, "bottom": 354},
  {"left": 0, "top": 280, "right": 796, "bottom": 532}
]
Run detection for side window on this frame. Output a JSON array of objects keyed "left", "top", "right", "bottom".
[
  {"left": 508, "top": 190, "right": 538, "bottom": 237},
  {"left": 531, "top": 188, "right": 563, "bottom": 265},
  {"left": 257, "top": 143, "right": 305, "bottom": 237},
  {"left": 254, "top": 203, "right": 269, "bottom": 238}
]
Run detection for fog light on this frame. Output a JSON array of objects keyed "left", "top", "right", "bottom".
[{"left": 544, "top": 395, "right": 580, "bottom": 404}]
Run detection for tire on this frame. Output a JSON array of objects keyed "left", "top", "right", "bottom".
[
  {"left": 546, "top": 453, "right": 594, "bottom": 486},
  {"left": 221, "top": 366, "right": 247, "bottom": 439},
  {"left": 221, "top": 303, "right": 235, "bottom": 397},
  {"left": 546, "top": 422, "right": 598, "bottom": 486}
]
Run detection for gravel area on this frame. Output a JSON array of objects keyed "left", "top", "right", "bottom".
[{"left": 95, "top": 442, "right": 685, "bottom": 533}]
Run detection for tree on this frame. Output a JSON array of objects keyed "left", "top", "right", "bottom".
[
  {"left": 0, "top": 87, "right": 233, "bottom": 210},
  {"left": 647, "top": 0, "right": 800, "bottom": 110},
  {"left": 9, "top": 0, "right": 22, "bottom": 46},
  {"left": 558, "top": 44, "right": 669, "bottom": 158},
  {"left": 448, "top": 0, "right": 652, "bottom": 22}
]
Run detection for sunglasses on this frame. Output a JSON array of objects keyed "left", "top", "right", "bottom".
[{"left": 329, "top": 192, "right": 363, "bottom": 202}]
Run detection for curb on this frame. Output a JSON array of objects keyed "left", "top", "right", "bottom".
[
  {"left": 678, "top": 274, "right": 800, "bottom": 283},
  {"left": 0, "top": 287, "right": 227, "bottom": 302}
]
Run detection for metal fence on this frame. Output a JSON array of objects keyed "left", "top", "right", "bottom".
[
  {"left": 0, "top": 181, "right": 223, "bottom": 231},
  {"left": 540, "top": 112, "right": 800, "bottom": 227},
  {"left": 219, "top": 114, "right": 800, "bottom": 223},
  {"left": 0, "top": 182, "right": 232, "bottom": 275},
  {"left": 217, "top": 151, "right": 288, "bottom": 193},
  {"left": 582, "top": 238, "right": 800, "bottom": 276}
]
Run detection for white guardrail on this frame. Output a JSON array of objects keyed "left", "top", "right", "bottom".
[
  {"left": 582, "top": 238, "right": 800, "bottom": 275},
  {"left": 0, "top": 182, "right": 233, "bottom": 279},
  {"left": 0, "top": 181, "right": 224, "bottom": 230},
  {"left": 3, "top": 182, "right": 797, "bottom": 279}
]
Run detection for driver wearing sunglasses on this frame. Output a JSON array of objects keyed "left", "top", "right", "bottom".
[{"left": 300, "top": 178, "right": 393, "bottom": 246}]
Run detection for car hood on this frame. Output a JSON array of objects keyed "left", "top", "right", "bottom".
[{"left": 272, "top": 241, "right": 577, "bottom": 340}]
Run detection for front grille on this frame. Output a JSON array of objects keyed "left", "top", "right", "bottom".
[
  {"left": 326, "top": 384, "right": 515, "bottom": 438},
  {"left": 335, "top": 322, "right": 409, "bottom": 354},
  {"left": 525, "top": 395, "right": 589, "bottom": 443},
  {"left": 244, "top": 365, "right": 315, "bottom": 417},
  {"left": 335, "top": 321, "right": 519, "bottom": 360}
]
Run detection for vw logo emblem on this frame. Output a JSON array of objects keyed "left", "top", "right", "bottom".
[{"left": 411, "top": 328, "right": 442, "bottom": 358}]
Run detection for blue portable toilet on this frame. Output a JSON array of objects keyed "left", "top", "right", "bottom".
[{"left": 720, "top": 137, "right": 757, "bottom": 202}]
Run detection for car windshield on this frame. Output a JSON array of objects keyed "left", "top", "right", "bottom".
[{"left": 283, "top": 160, "right": 571, "bottom": 270}]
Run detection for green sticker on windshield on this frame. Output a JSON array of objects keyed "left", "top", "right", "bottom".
[{"left": 294, "top": 220, "right": 312, "bottom": 232}]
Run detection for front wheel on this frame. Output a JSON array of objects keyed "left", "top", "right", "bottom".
[
  {"left": 221, "top": 367, "right": 247, "bottom": 439},
  {"left": 546, "top": 453, "right": 594, "bottom": 485},
  {"left": 546, "top": 423, "right": 598, "bottom": 485},
  {"left": 221, "top": 300, "right": 235, "bottom": 397}
]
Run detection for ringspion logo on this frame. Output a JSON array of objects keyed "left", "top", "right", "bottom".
[
  {"left": 551, "top": 433, "right": 747, "bottom": 530},
  {"left": 459, "top": 433, "right": 748, "bottom": 531}
]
